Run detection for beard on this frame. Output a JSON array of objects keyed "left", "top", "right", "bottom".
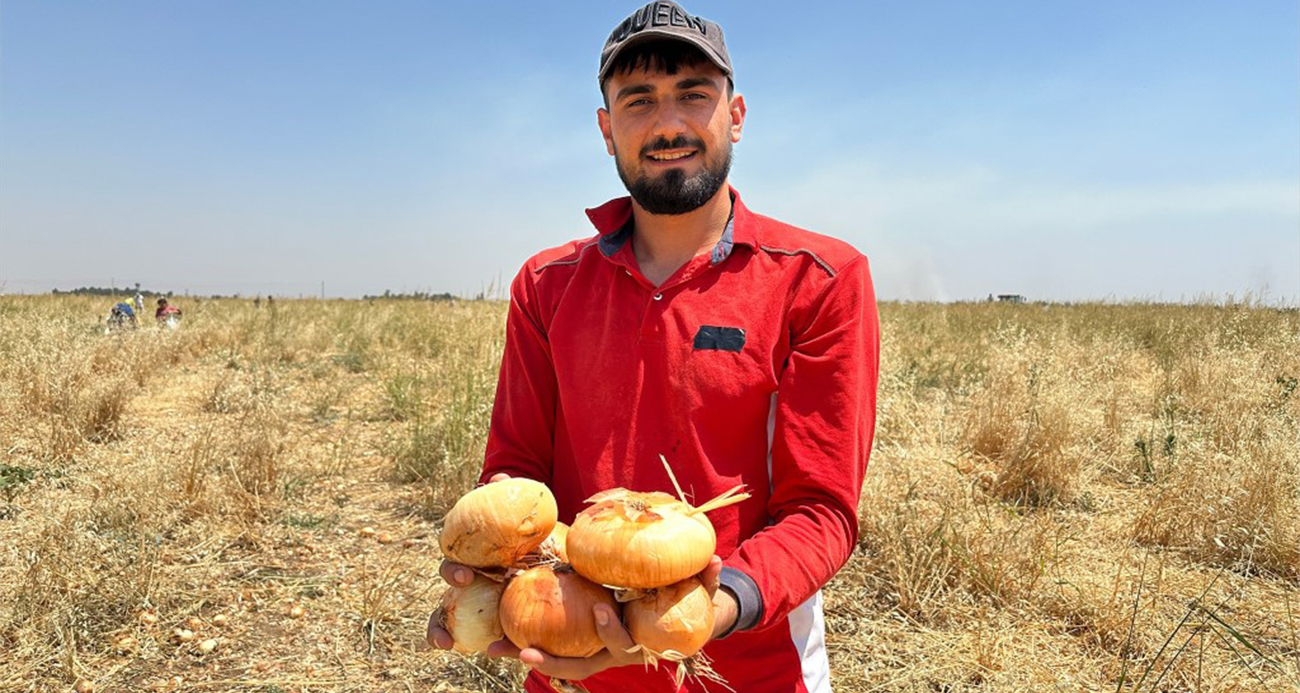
[{"left": 616, "top": 135, "right": 731, "bottom": 215}]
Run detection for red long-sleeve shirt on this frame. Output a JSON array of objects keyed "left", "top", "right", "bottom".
[{"left": 480, "top": 188, "right": 879, "bottom": 693}]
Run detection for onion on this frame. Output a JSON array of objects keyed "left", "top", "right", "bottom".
[
  {"left": 568, "top": 457, "right": 749, "bottom": 590},
  {"left": 538, "top": 521, "right": 569, "bottom": 563},
  {"left": 624, "top": 577, "right": 715, "bottom": 660},
  {"left": 440, "top": 478, "right": 557, "bottom": 568},
  {"left": 568, "top": 490, "right": 714, "bottom": 589},
  {"left": 437, "top": 574, "right": 506, "bottom": 653},
  {"left": 499, "top": 565, "right": 618, "bottom": 658}
]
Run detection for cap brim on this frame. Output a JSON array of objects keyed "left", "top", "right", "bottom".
[{"left": 598, "top": 28, "right": 731, "bottom": 81}]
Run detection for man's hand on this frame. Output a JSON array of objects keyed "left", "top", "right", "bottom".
[
  {"left": 425, "top": 473, "right": 511, "bottom": 651},
  {"left": 703, "top": 556, "right": 739, "bottom": 640}
]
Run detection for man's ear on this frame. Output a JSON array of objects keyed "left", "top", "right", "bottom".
[
  {"left": 729, "top": 94, "right": 746, "bottom": 144},
  {"left": 597, "top": 108, "right": 615, "bottom": 156}
]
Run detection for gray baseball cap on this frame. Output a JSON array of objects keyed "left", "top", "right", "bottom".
[{"left": 599, "top": 1, "right": 731, "bottom": 82}]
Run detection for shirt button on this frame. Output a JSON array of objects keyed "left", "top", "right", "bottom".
[
  {"left": 653, "top": 293, "right": 663, "bottom": 301},
  {"left": 625, "top": 270, "right": 633, "bottom": 276}
]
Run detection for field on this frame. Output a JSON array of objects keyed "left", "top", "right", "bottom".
[{"left": 1, "top": 294, "right": 1297, "bottom": 693}]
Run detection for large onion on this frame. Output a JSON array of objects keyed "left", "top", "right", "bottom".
[
  {"left": 568, "top": 490, "right": 715, "bottom": 589},
  {"left": 624, "top": 577, "right": 715, "bottom": 660},
  {"left": 568, "top": 477, "right": 749, "bottom": 590},
  {"left": 440, "top": 478, "right": 557, "bottom": 568},
  {"left": 438, "top": 574, "right": 506, "bottom": 653},
  {"left": 499, "top": 565, "right": 619, "bottom": 658}
]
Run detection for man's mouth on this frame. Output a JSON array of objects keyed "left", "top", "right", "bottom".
[{"left": 646, "top": 149, "right": 697, "bottom": 162}]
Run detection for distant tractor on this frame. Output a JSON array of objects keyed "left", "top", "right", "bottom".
[{"left": 997, "top": 294, "right": 1027, "bottom": 304}]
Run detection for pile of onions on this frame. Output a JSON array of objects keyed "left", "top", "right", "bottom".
[
  {"left": 437, "top": 574, "right": 506, "bottom": 653},
  {"left": 440, "top": 478, "right": 557, "bottom": 568},
  {"left": 624, "top": 576, "right": 715, "bottom": 661},
  {"left": 499, "top": 565, "right": 619, "bottom": 658}
]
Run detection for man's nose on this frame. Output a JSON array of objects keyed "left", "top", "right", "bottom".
[{"left": 649, "top": 101, "right": 689, "bottom": 140}]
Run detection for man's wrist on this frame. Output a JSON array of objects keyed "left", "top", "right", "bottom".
[
  {"left": 715, "top": 567, "right": 763, "bottom": 638},
  {"left": 711, "top": 587, "right": 739, "bottom": 640}
]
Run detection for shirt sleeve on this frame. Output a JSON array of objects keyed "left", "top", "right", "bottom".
[
  {"left": 722, "top": 254, "right": 880, "bottom": 632},
  {"left": 479, "top": 263, "right": 558, "bottom": 485}
]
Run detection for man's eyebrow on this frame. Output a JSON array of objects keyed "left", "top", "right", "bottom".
[
  {"left": 676, "top": 76, "right": 717, "bottom": 91},
  {"left": 615, "top": 84, "right": 654, "bottom": 102}
]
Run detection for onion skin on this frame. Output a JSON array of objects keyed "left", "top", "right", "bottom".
[
  {"left": 539, "top": 522, "right": 569, "bottom": 563},
  {"left": 624, "top": 577, "right": 715, "bottom": 659},
  {"left": 500, "top": 565, "right": 619, "bottom": 658},
  {"left": 568, "top": 491, "right": 716, "bottom": 589},
  {"left": 440, "top": 478, "right": 558, "bottom": 568},
  {"left": 441, "top": 575, "right": 506, "bottom": 654}
]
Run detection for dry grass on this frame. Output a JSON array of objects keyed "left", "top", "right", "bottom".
[{"left": 0, "top": 294, "right": 1297, "bottom": 692}]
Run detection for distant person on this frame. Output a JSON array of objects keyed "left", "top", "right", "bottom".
[
  {"left": 254, "top": 296, "right": 261, "bottom": 309},
  {"left": 133, "top": 291, "right": 145, "bottom": 316},
  {"left": 107, "top": 301, "right": 137, "bottom": 331},
  {"left": 155, "top": 297, "right": 182, "bottom": 328}
]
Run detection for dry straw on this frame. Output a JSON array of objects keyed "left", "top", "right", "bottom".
[{"left": 1, "top": 294, "right": 1296, "bottom": 691}]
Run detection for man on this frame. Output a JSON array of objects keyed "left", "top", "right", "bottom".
[
  {"left": 428, "top": 3, "right": 878, "bottom": 692},
  {"left": 155, "top": 297, "right": 182, "bottom": 327},
  {"left": 107, "top": 300, "right": 137, "bottom": 331}
]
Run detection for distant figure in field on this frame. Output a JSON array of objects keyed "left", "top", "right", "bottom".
[
  {"left": 254, "top": 296, "right": 261, "bottom": 309},
  {"left": 267, "top": 295, "right": 275, "bottom": 309},
  {"left": 107, "top": 301, "right": 137, "bottom": 332},
  {"left": 155, "top": 297, "right": 182, "bottom": 328},
  {"left": 133, "top": 291, "right": 145, "bottom": 316}
]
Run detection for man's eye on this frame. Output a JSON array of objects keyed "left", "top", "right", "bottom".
[
  {"left": 682, "top": 93, "right": 707, "bottom": 101},
  {"left": 627, "top": 98, "right": 651, "bottom": 107}
]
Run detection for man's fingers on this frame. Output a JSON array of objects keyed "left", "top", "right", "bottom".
[
  {"left": 486, "top": 638, "right": 523, "bottom": 660},
  {"left": 701, "top": 555, "right": 723, "bottom": 596},
  {"left": 521, "top": 647, "right": 615, "bottom": 680},
  {"left": 519, "top": 647, "right": 547, "bottom": 667},
  {"left": 426, "top": 612, "right": 453, "bottom": 650},
  {"left": 439, "top": 560, "right": 474, "bottom": 587},
  {"left": 489, "top": 473, "right": 511, "bottom": 483},
  {"left": 593, "top": 604, "right": 637, "bottom": 657}
]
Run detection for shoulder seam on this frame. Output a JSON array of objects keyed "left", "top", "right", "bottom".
[
  {"left": 757, "top": 245, "right": 836, "bottom": 278},
  {"left": 535, "top": 240, "right": 599, "bottom": 274}
]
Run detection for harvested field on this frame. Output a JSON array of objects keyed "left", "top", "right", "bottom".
[{"left": 1, "top": 295, "right": 1297, "bottom": 692}]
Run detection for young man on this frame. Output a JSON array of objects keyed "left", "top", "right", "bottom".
[{"left": 428, "top": 3, "right": 879, "bottom": 692}]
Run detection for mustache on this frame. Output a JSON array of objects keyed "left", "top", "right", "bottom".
[{"left": 640, "top": 136, "right": 705, "bottom": 158}]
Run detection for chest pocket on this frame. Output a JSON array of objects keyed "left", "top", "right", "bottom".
[{"left": 693, "top": 325, "right": 746, "bottom": 352}]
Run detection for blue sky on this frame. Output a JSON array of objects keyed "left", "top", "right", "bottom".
[{"left": 2, "top": 1, "right": 1297, "bottom": 302}]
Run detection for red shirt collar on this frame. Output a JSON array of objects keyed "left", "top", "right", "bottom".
[{"left": 583, "top": 185, "right": 762, "bottom": 250}]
